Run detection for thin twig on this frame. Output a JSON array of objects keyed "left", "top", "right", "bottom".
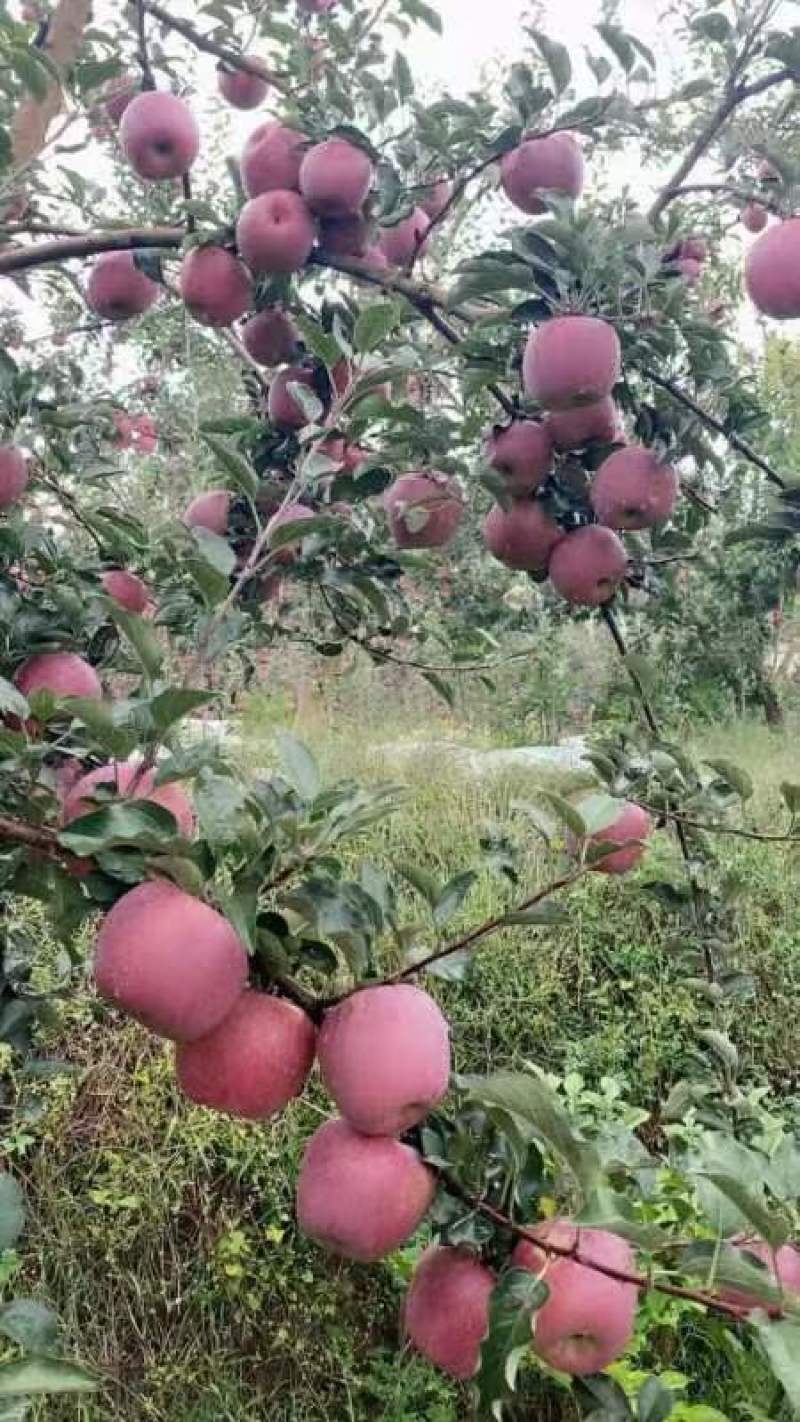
[
  {"left": 130, "top": 0, "right": 281, "bottom": 89},
  {"left": 636, "top": 802, "right": 800, "bottom": 845},
  {"left": 134, "top": 0, "right": 157, "bottom": 91},
  {"left": 642, "top": 366, "right": 786, "bottom": 490}
]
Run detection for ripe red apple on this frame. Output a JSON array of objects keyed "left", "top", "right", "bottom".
[
  {"left": 94, "top": 880, "right": 247, "bottom": 1042},
  {"left": 318, "top": 435, "right": 364, "bottom": 471},
  {"left": 404, "top": 1246, "right": 495, "bottom": 1378},
  {"left": 236, "top": 190, "right": 316, "bottom": 276},
  {"left": 179, "top": 245, "right": 253, "bottom": 327},
  {"left": 240, "top": 307, "right": 298, "bottom": 365},
  {"left": 216, "top": 62, "right": 268, "bottom": 110},
  {"left": 590, "top": 447, "right": 678, "bottom": 530},
  {"left": 572, "top": 800, "right": 653, "bottom": 875},
  {"left": 0, "top": 444, "right": 28, "bottom": 509},
  {"left": 176, "top": 991, "right": 316, "bottom": 1118},
  {"left": 299, "top": 138, "right": 373, "bottom": 217},
  {"left": 377, "top": 208, "right": 430, "bottom": 267},
  {"left": 483, "top": 499, "right": 564, "bottom": 571},
  {"left": 15, "top": 651, "right": 102, "bottom": 703},
  {"left": 266, "top": 502, "right": 316, "bottom": 562},
  {"left": 745, "top": 218, "right": 800, "bottom": 318},
  {"left": 85, "top": 251, "right": 159, "bottom": 322},
  {"left": 548, "top": 525, "right": 627, "bottom": 606},
  {"left": 677, "top": 256, "right": 702, "bottom": 284},
  {"left": 513, "top": 1221, "right": 638, "bottom": 1375},
  {"left": 240, "top": 121, "right": 306, "bottom": 197},
  {"left": 296, "top": 1118, "right": 435, "bottom": 1261},
  {"left": 680, "top": 236, "right": 707, "bottom": 262},
  {"left": 297, "top": 0, "right": 337, "bottom": 12},
  {"left": 523, "top": 316, "right": 621, "bottom": 410},
  {"left": 101, "top": 569, "right": 150, "bottom": 613},
  {"left": 317, "top": 983, "right": 450, "bottom": 1135},
  {"left": 119, "top": 91, "right": 199, "bottom": 181},
  {"left": 318, "top": 213, "right": 372, "bottom": 257},
  {"left": 383, "top": 474, "right": 463, "bottom": 550},
  {"left": 741, "top": 202, "right": 768, "bottom": 234},
  {"left": 486, "top": 420, "right": 553, "bottom": 496},
  {"left": 547, "top": 397, "right": 620, "bottom": 451},
  {"left": 500, "top": 133, "right": 584, "bottom": 215},
  {"left": 183, "top": 490, "right": 231, "bottom": 536},
  {"left": 63, "top": 760, "right": 195, "bottom": 838},
  {"left": 267, "top": 366, "right": 320, "bottom": 429},
  {"left": 419, "top": 177, "right": 451, "bottom": 221},
  {"left": 721, "top": 1237, "right": 800, "bottom": 1316}
]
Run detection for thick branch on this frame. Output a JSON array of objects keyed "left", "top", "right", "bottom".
[
  {"left": 0, "top": 225, "right": 183, "bottom": 274},
  {"left": 134, "top": 0, "right": 157, "bottom": 91},
  {"left": 642, "top": 367, "right": 786, "bottom": 490},
  {"left": 0, "top": 813, "right": 90, "bottom": 873}
]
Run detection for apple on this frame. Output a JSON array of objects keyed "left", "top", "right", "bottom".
[
  {"left": 741, "top": 202, "right": 768, "bottom": 234},
  {"left": 119, "top": 91, "right": 200, "bottom": 181},
  {"left": 296, "top": 1118, "right": 435, "bottom": 1261},
  {"left": 239, "top": 121, "right": 306, "bottom": 197},
  {"left": 216, "top": 62, "right": 268, "bottom": 110},
  {"left": 63, "top": 760, "right": 194, "bottom": 838},
  {"left": 419, "top": 177, "right": 451, "bottom": 221},
  {"left": 590, "top": 447, "right": 678, "bottom": 530},
  {"left": 85, "top": 251, "right": 159, "bottom": 322},
  {"left": 377, "top": 208, "right": 430, "bottom": 267},
  {"left": 100, "top": 569, "right": 150, "bottom": 614},
  {"left": 383, "top": 474, "right": 463, "bottom": 549},
  {"left": 546, "top": 397, "right": 620, "bottom": 451},
  {"left": 513, "top": 1221, "right": 638, "bottom": 1375},
  {"left": 500, "top": 133, "right": 584, "bottom": 215},
  {"left": 266, "top": 502, "right": 316, "bottom": 562},
  {"left": 745, "top": 218, "right": 800, "bottom": 318},
  {"left": 179, "top": 245, "right": 253, "bottom": 327},
  {"left": 183, "top": 490, "right": 231, "bottom": 536},
  {"left": 0, "top": 445, "right": 28, "bottom": 509},
  {"left": 299, "top": 137, "right": 373, "bottom": 217},
  {"left": 486, "top": 420, "right": 553, "bottom": 496},
  {"left": 680, "top": 236, "right": 707, "bottom": 262},
  {"left": 721, "top": 1237, "right": 800, "bottom": 1316},
  {"left": 240, "top": 307, "right": 298, "bottom": 365},
  {"left": 548, "top": 525, "right": 627, "bottom": 606},
  {"left": 15, "top": 651, "right": 101, "bottom": 703},
  {"left": 677, "top": 256, "right": 702, "bottom": 284},
  {"left": 318, "top": 213, "right": 372, "bottom": 257},
  {"left": 176, "top": 991, "right": 316, "bottom": 1118},
  {"left": 572, "top": 800, "right": 653, "bottom": 875},
  {"left": 317, "top": 982, "right": 450, "bottom": 1135},
  {"left": 267, "top": 366, "right": 321, "bottom": 429},
  {"left": 404, "top": 1246, "right": 495, "bottom": 1378},
  {"left": 483, "top": 499, "right": 564, "bottom": 571},
  {"left": 236, "top": 190, "right": 316, "bottom": 276},
  {"left": 523, "top": 316, "right": 621, "bottom": 410}
]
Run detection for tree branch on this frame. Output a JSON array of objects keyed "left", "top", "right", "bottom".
[
  {"left": 0, "top": 225, "right": 184, "bottom": 274},
  {"left": 636, "top": 802, "right": 800, "bottom": 845},
  {"left": 134, "top": 0, "right": 156, "bottom": 91},
  {"left": 641, "top": 366, "right": 786, "bottom": 490},
  {"left": 0, "top": 813, "right": 90, "bottom": 874},
  {"left": 130, "top": 0, "right": 280, "bottom": 88}
]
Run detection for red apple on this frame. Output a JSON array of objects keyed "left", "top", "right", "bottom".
[
  {"left": 267, "top": 366, "right": 320, "bottom": 429},
  {"left": 240, "top": 307, "right": 298, "bottom": 365},
  {"left": 677, "top": 256, "right": 702, "bottom": 284},
  {"left": 680, "top": 236, "right": 707, "bottom": 262},
  {"left": 100, "top": 569, "right": 150, "bottom": 613},
  {"left": 176, "top": 991, "right": 316, "bottom": 1118},
  {"left": 240, "top": 121, "right": 306, "bottom": 197},
  {"left": 15, "top": 651, "right": 101, "bottom": 703},
  {"left": 483, "top": 499, "right": 564, "bottom": 571},
  {"left": 548, "top": 525, "right": 627, "bottom": 606},
  {"left": 546, "top": 397, "right": 620, "bottom": 451},
  {"left": 741, "top": 202, "right": 768, "bottom": 234},
  {"left": 486, "top": 420, "right": 553, "bottom": 496},
  {"left": 513, "top": 1221, "right": 638, "bottom": 1375},
  {"left": 745, "top": 218, "right": 800, "bottom": 318},
  {"left": 299, "top": 137, "right": 373, "bottom": 217},
  {"left": 590, "top": 447, "right": 678, "bottom": 530},
  {"left": 179, "top": 245, "right": 253, "bottom": 327},
  {"left": 297, "top": 1118, "right": 435, "bottom": 1261},
  {"left": 318, "top": 213, "right": 372, "bottom": 257},
  {"left": 216, "top": 62, "right": 268, "bottom": 110},
  {"left": 523, "top": 316, "right": 621, "bottom": 410},
  {"left": 183, "top": 490, "right": 231, "bottom": 536},
  {"left": 119, "top": 91, "right": 199, "bottom": 181},
  {"left": 266, "top": 502, "right": 316, "bottom": 562},
  {"left": 236, "top": 190, "right": 316, "bottom": 276},
  {"left": 85, "top": 251, "right": 159, "bottom": 322},
  {"left": 571, "top": 800, "right": 653, "bottom": 875},
  {"left": 383, "top": 473, "right": 463, "bottom": 549},
  {"left": 419, "top": 177, "right": 451, "bottom": 221},
  {"left": 317, "top": 983, "right": 450, "bottom": 1135},
  {"left": 500, "top": 133, "right": 584, "bottom": 215},
  {"left": 94, "top": 880, "right": 248, "bottom": 1042},
  {"left": 404, "top": 1246, "right": 495, "bottom": 1378},
  {"left": 0, "top": 444, "right": 28, "bottom": 509},
  {"left": 720, "top": 1237, "right": 800, "bottom": 1316},
  {"left": 377, "top": 208, "right": 430, "bottom": 267},
  {"left": 63, "top": 760, "right": 194, "bottom": 838}
]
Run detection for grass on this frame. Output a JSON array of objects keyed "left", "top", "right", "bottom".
[{"left": 7, "top": 705, "right": 800, "bottom": 1420}]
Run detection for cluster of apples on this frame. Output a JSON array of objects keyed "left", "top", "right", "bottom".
[{"left": 112, "top": 408, "right": 158, "bottom": 455}]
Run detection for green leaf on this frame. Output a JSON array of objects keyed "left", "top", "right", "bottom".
[
  {"left": 461, "top": 1070, "right": 601, "bottom": 1194},
  {"left": 704, "top": 759, "right": 753, "bottom": 801},
  {"left": 502, "top": 903, "right": 568, "bottom": 927},
  {"left": 753, "top": 1318, "right": 800, "bottom": 1414},
  {"left": 596, "top": 22, "right": 636, "bottom": 72},
  {"left": 190, "top": 528, "right": 236, "bottom": 577},
  {"left": 353, "top": 302, "right": 402, "bottom": 353},
  {"left": 535, "top": 790, "right": 587, "bottom": 838},
  {"left": 422, "top": 670, "right": 454, "bottom": 708},
  {"left": 58, "top": 801, "right": 181, "bottom": 855},
  {"left": 0, "top": 1299, "right": 58, "bottom": 1354},
  {"left": 433, "top": 870, "right": 477, "bottom": 927},
  {"left": 699, "top": 1176, "right": 788, "bottom": 1250},
  {"left": 8, "top": 47, "right": 49, "bottom": 101},
  {"left": 0, "top": 1174, "right": 24, "bottom": 1249},
  {"left": 577, "top": 1188, "right": 670, "bottom": 1251},
  {"left": 275, "top": 732, "right": 320, "bottom": 801},
  {"left": 268, "top": 514, "right": 337, "bottom": 551},
  {"left": 107, "top": 605, "right": 163, "bottom": 678},
  {"left": 0, "top": 677, "right": 27, "bottom": 721},
  {"left": 780, "top": 782, "right": 800, "bottom": 816},
  {"left": 201, "top": 434, "right": 258, "bottom": 500},
  {"left": 398, "top": 862, "right": 439, "bottom": 907},
  {"left": 148, "top": 688, "right": 215, "bottom": 735},
  {"left": 575, "top": 792, "right": 624, "bottom": 836},
  {"left": 0, "top": 1358, "right": 98, "bottom": 1396},
  {"left": 476, "top": 1268, "right": 548, "bottom": 1419},
  {"left": 678, "top": 1241, "right": 783, "bottom": 1309},
  {"left": 637, "top": 1377, "right": 676, "bottom": 1422},
  {"left": 392, "top": 50, "right": 413, "bottom": 100},
  {"left": 690, "top": 12, "right": 732, "bottom": 43},
  {"left": 529, "top": 29, "right": 571, "bottom": 94}
]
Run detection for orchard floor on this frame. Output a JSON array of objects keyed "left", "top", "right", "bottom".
[{"left": 12, "top": 709, "right": 800, "bottom": 1421}]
